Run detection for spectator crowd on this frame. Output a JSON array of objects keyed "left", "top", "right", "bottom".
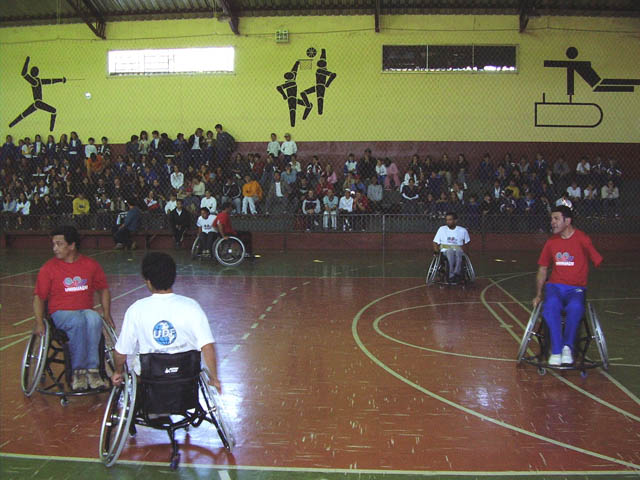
[{"left": 0, "top": 126, "right": 628, "bottom": 234}]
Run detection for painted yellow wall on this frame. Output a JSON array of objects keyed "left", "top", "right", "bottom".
[{"left": 1, "top": 15, "right": 639, "bottom": 143}]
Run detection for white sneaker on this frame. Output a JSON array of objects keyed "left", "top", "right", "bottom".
[
  {"left": 548, "top": 354, "right": 562, "bottom": 366},
  {"left": 71, "top": 369, "right": 88, "bottom": 391},
  {"left": 561, "top": 346, "right": 573, "bottom": 364}
]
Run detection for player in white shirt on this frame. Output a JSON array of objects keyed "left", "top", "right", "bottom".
[
  {"left": 196, "top": 207, "right": 217, "bottom": 255},
  {"left": 111, "top": 253, "right": 220, "bottom": 389},
  {"left": 432, "top": 212, "right": 471, "bottom": 283}
]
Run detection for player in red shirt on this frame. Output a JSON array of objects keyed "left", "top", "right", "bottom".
[
  {"left": 533, "top": 206, "right": 602, "bottom": 366},
  {"left": 33, "top": 226, "right": 113, "bottom": 391},
  {"left": 213, "top": 201, "right": 253, "bottom": 256}
]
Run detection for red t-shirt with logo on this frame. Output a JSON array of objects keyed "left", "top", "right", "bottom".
[
  {"left": 537, "top": 229, "right": 602, "bottom": 287},
  {"left": 34, "top": 255, "right": 109, "bottom": 315},
  {"left": 213, "top": 211, "right": 236, "bottom": 236}
]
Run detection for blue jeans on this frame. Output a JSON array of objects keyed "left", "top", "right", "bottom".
[
  {"left": 443, "top": 248, "right": 463, "bottom": 280},
  {"left": 542, "top": 283, "right": 586, "bottom": 355},
  {"left": 51, "top": 309, "right": 103, "bottom": 370}
]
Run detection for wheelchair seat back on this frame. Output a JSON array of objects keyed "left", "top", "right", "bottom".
[{"left": 139, "top": 350, "right": 201, "bottom": 415}]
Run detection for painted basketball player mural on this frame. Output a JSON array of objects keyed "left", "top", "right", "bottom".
[{"left": 277, "top": 48, "right": 337, "bottom": 127}]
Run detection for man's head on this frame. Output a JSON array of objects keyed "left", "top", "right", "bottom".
[
  {"left": 550, "top": 205, "right": 574, "bottom": 235},
  {"left": 284, "top": 133, "right": 291, "bottom": 141},
  {"left": 51, "top": 225, "right": 80, "bottom": 260},
  {"left": 176, "top": 198, "right": 183, "bottom": 209},
  {"left": 205, "top": 190, "right": 211, "bottom": 198},
  {"left": 200, "top": 207, "right": 210, "bottom": 218},
  {"left": 445, "top": 212, "right": 458, "bottom": 229},
  {"left": 142, "top": 252, "right": 176, "bottom": 292},
  {"left": 271, "top": 133, "right": 277, "bottom": 141},
  {"left": 274, "top": 172, "right": 281, "bottom": 182},
  {"left": 215, "top": 124, "right": 223, "bottom": 132}
]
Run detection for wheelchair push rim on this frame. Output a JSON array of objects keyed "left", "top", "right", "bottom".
[
  {"left": 214, "top": 236, "right": 245, "bottom": 267},
  {"left": 199, "top": 370, "right": 235, "bottom": 450},
  {"left": 21, "top": 321, "right": 50, "bottom": 397},
  {"left": 191, "top": 235, "right": 202, "bottom": 259},
  {"left": 99, "top": 369, "right": 137, "bottom": 467},
  {"left": 586, "top": 302, "right": 609, "bottom": 370},
  {"left": 463, "top": 253, "right": 476, "bottom": 284},
  {"left": 426, "top": 254, "right": 440, "bottom": 286},
  {"left": 516, "top": 302, "right": 542, "bottom": 364}
]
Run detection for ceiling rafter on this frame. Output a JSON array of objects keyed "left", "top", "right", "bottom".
[{"left": 64, "top": 0, "right": 107, "bottom": 39}]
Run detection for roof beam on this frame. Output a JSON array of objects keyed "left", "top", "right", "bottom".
[
  {"left": 217, "top": 0, "right": 240, "bottom": 35},
  {"left": 64, "top": 0, "right": 106, "bottom": 39},
  {"left": 519, "top": 0, "right": 536, "bottom": 33}
]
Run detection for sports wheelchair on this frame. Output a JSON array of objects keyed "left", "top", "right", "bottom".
[
  {"left": 21, "top": 315, "right": 115, "bottom": 406},
  {"left": 426, "top": 250, "right": 476, "bottom": 286},
  {"left": 516, "top": 301, "right": 608, "bottom": 377},
  {"left": 99, "top": 350, "right": 234, "bottom": 469},
  {"left": 191, "top": 234, "right": 246, "bottom": 267}
]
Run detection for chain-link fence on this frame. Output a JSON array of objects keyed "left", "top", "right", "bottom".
[{"left": 1, "top": 18, "right": 638, "bottom": 244}]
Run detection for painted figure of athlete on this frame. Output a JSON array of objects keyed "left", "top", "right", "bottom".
[
  {"left": 9, "top": 56, "right": 66, "bottom": 132},
  {"left": 533, "top": 206, "right": 602, "bottom": 366},
  {"left": 300, "top": 48, "right": 337, "bottom": 119}
]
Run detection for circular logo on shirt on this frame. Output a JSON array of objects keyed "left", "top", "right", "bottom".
[{"left": 153, "top": 320, "right": 177, "bottom": 346}]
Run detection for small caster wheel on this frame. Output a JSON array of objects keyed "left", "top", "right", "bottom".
[
  {"left": 537, "top": 367, "right": 546, "bottom": 376},
  {"left": 60, "top": 397, "right": 69, "bottom": 406},
  {"left": 170, "top": 453, "right": 180, "bottom": 470},
  {"left": 580, "top": 370, "right": 588, "bottom": 379}
]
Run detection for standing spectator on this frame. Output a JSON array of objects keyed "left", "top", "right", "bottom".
[
  {"left": 188, "top": 128, "right": 205, "bottom": 168},
  {"left": 126, "top": 135, "right": 139, "bottom": 160},
  {"left": 358, "top": 149, "right": 376, "bottom": 183},
  {"left": 267, "top": 133, "right": 280, "bottom": 160},
  {"left": 343, "top": 153, "right": 357, "bottom": 176},
  {"left": 323, "top": 190, "right": 339, "bottom": 230},
  {"left": 169, "top": 198, "right": 191, "bottom": 247},
  {"left": 280, "top": 133, "right": 297, "bottom": 164},
  {"left": 84, "top": 137, "right": 97, "bottom": 162},
  {"left": 241, "top": 174, "right": 263, "bottom": 215},
  {"left": 601, "top": 180, "right": 620, "bottom": 216},
  {"left": 98, "top": 136, "right": 112, "bottom": 162},
  {"left": 44, "top": 135, "right": 57, "bottom": 162},
  {"left": 138, "top": 130, "right": 150, "bottom": 157},
  {"left": 265, "top": 172, "right": 291, "bottom": 214},
  {"left": 200, "top": 190, "right": 217, "bottom": 214},
  {"left": 384, "top": 158, "right": 400, "bottom": 190},
  {"left": 1, "top": 135, "right": 17, "bottom": 163},
  {"left": 215, "top": 124, "right": 235, "bottom": 165},
  {"left": 401, "top": 178, "right": 420, "bottom": 214},
  {"left": 113, "top": 201, "right": 141, "bottom": 250},
  {"left": 367, "top": 176, "right": 383, "bottom": 213}
]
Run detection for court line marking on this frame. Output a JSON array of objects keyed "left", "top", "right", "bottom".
[
  {"left": 0, "top": 335, "right": 32, "bottom": 352},
  {"left": 1, "top": 452, "right": 638, "bottom": 476},
  {"left": 489, "top": 277, "right": 640, "bottom": 408},
  {"left": 0, "top": 283, "right": 35, "bottom": 288},
  {"left": 0, "top": 250, "right": 110, "bottom": 281},
  {"left": 483, "top": 277, "right": 640, "bottom": 421},
  {"left": 218, "top": 470, "right": 231, "bottom": 480},
  {"left": 372, "top": 303, "right": 516, "bottom": 362},
  {"left": 0, "top": 331, "right": 31, "bottom": 341},
  {"left": 352, "top": 284, "right": 640, "bottom": 471}
]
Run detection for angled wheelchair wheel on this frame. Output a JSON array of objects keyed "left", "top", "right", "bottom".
[
  {"left": 199, "top": 371, "right": 235, "bottom": 450},
  {"left": 586, "top": 302, "right": 609, "bottom": 370},
  {"left": 99, "top": 369, "right": 137, "bottom": 467},
  {"left": 21, "top": 322, "right": 50, "bottom": 397},
  {"left": 100, "top": 320, "right": 118, "bottom": 380},
  {"left": 517, "top": 302, "right": 542, "bottom": 363},
  {"left": 214, "top": 236, "right": 245, "bottom": 267},
  {"left": 463, "top": 253, "right": 476, "bottom": 284},
  {"left": 426, "top": 254, "right": 441, "bottom": 286},
  {"left": 191, "top": 235, "right": 202, "bottom": 259}
]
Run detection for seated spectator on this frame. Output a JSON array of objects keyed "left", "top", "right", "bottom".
[
  {"left": 367, "top": 176, "right": 383, "bottom": 213},
  {"left": 353, "top": 190, "right": 369, "bottom": 230},
  {"left": 352, "top": 175, "right": 366, "bottom": 194},
  {"left": 196, "top": 207, "right": 217, "bottom": 255},
  {"left": 424, "top": 170, "right": 444, "bottom": 198},
  {"left": 221, "top": 177, "right": 242, "bottom": 214},
  {"left": 491, "top": 179, "right": 504, "bottom": 200},
  {"left": 553, "top": 157, "right": 571, "bottom": 186},
  {"left": 448, "top": 191, "right": 463, "bottom": 214},
  {"left": 306, "top": 156, "right": 322, "bottom": 185},
  {"left": 533, "top": 152, "right": 547, "bottom": 174},
  {"left": 555, "top": 192, "right": 574, "bottom": 209},
  {"left": 384, "top": 158, "right": 400, "bottom": 190},
  {"left": 434, "top": 191, "right": 449, "bottom": 218},
  {"left": 289, "top": 154, "right": 302, "bottom": 174},
  {"left": 241, "top": 174, "right": 263, "bottom": 215},
  {"left": 375, "top": 158, "right": 387, "bottom": 186},
  {"left": 323, "top": 190, "right": 339, "bottom": 230},
  {"left": 164, "top": 193, "right": 177, "bottom": 214},
  {"left": 401, "top": 178, "right": 420, "bottom": 214},
  {"left": 601, "top": 180, "right": 620, "bottom": 216},
  {"left": 439, "top": 153, "right": 453, "bottom": 186},
  {"left": 423, "top": 192, "right": 436, "bottom": 217},
  {"left": 343, "top": 172, "right": 356, "bottom": 194},
  {"left": 170, "top": 165, "right": 184, "bottom": 192},
  {"left": 582, "top": 183, "right": 599, "bottom": 217},
  {"left": 15, "top": 191, "right": 30, "bottom": 227},
  {"left": 451, "top": 182, "right": 465, "bottom": 203},
  {"left": 200, "top": 190, "right": 217, "bottom": 214},
  {"left": 358, "top": 149, "right": 377, "bottom": 182},
  {"left": 314, "top": 175, "right": 331, "bottom": 200},
  {"left": 606, "top": 158, "right": 622, "bottom": 184},
  {"left": 281, "top": 164, "right": 297, "bottom": 186},
  {"left": 169, "top": 198, "right": 191, "bottom": 247},
  {"left": 517, "top": 155, "right": 530, "bottom": 175},
  {"left": 480, "top": 193, "right": 497, "bottom": 216},
  {"left": 576, "top": 157, "right": 591, "bottom": 185},
  {"left": 266, "top": 172, "right": 291, "bottom": 214},
  {"left": 499, "top": 190, "right": 517, "bottom": 215},
  {"left": 477, "top": 153, "right": 494, "bottom": 186},
  {"left": 301, "top": 190, "right": 321, "bottom": 231},
  {"left": 402, "top": 168, "right": 418, "bottom": 189},
  {"left": 113, "top": 201, "right": 141, "bottom": 250},
  {"left": 72, "top": 192, "right": 90, "bottom": 216},
  {"left": 338, "top": 189, "right": 355, "bottom": 231},
  {"left": 144, "top": 190, "right": 160, "bottom": 213},
  {"left": 192, "top": 176, "right": 205, "bottom": 199},
  {"left": 465, "top": 194, "right": 481, "bottom": 230},
  {"left": 566, "top": 181, "right": 582, "bottom": 204}
]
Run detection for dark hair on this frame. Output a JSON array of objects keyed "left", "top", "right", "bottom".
[
  {"left": 51, "top": 225, "right": 81, "bottom": 249},
  {"left": 552, "top": 205, "right": 574, "bottom": 220},
  {"left": 215, "top": 123, "right": 223, "bottom": 130},
  {"left": 445, "top": 212, "right": 458, "bottom": 219},
  {"left": 200, "top": 207, "right": 210, "bottom": 214},
  {"left": 142, "top": 252, "right": 176, "bottom": 290},
  {"left": 221, "top": 201, "right": 232, "bottom": 210}
]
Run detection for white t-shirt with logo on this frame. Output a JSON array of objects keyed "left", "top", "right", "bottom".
[
  {"left": 197, "top": 215, "right": 215, "bottom": 233},
  {"left": 115, "top": 293, "right": 215, "bottom": 374},
  {"left": 433, "top": 225, "right": 470, "bottom": 250}
]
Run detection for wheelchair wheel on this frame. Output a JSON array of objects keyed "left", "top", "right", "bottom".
[
  {"left": 463, "top": 253, "right": 476, "bottom": 284},
  {"left": 199, "top": 371, "right": 235, "bottom": 450},
  {"left": 100, "top": 320, "right": 118, "bottom": 380},
  {"left": 21, "top": 322, "right": 50, "bottom": 397},
  {"left": 586, "top": 303, "right": 609, "bottom": 370},
  {"left": 426, "top": 254, "right": 440, "bottom": 286},
  {"left": 99, "top": 369, "right": 137, "bottom": 467},
  {"left": 517, "top": 302, "right": 542, "bottom": 363},
  {"left": 191, "top": 235, "right": 202, "bottom": 259},
  {"left": 214, "top": 236, "right": 245, "bottom": 267}
]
